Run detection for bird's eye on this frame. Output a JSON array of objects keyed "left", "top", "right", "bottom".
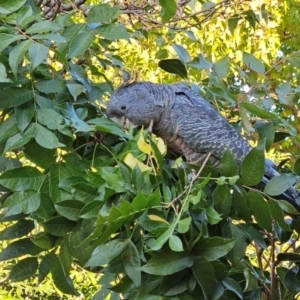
[{"left": 121, "top": 105, "right": 126, "bottom": 110}]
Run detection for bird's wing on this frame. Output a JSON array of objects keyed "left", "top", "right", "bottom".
[{"left": 170, "top": 86, "right": 251, "bottom": 163}]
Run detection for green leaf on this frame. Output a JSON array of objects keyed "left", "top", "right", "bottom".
[
  {"left": 0, "top": 0, "right": 26, "bottom": 14},
  {"left": 0, "top": 33, "right": 25, "bottom": 53},
  {"left": 8, "top": 257, "right": 38, "bottom": 282},
  {"left": 214, "top": 56, "right": 230, "bottom": 78},
  {"left": 169, "top": 235, "right": 183, "bottom": 252},
  {"left": 95, "top": 24, "right": 130, "bottom": 40},
  {"left": 42, "top": 216, "right": 76, "bottom": 237},
  {"left": 12, "top": 258, "right": 38, "bottom": 282},
  {"left": 206, "top": 206, "right": 222, "bottom": 225},
  {"left": 158, "top": 59, "right": 188, "bottom": 79},
  {"left": 9, "top": 39, "right": 33, "bottom": 77},
  {"left": 264, "top": 173, "right": 299, "bottom": 196},
  {"left": 85, "top": 239, "right": 129, "bottom": 267},
  {"left": 243, "top": 52, "right": 265, "bottom": 74},
  {"left": 0, "top": 220, "right": 34, "bottom": 240},
  {"left": 0, "top": 166, "right": 43, "bottom": 192},
  {"left": 3, "top": 126, "right": 36, "bottom": 153},
  {"left": 220, "top": 149, "right": 238, "bottom": 176},
  {"left": 187, "top": 54, "right": 213, "bottom": 70},
  {"left": 241, "top": 144, "right": 265, "bottom": 186},
  {"left": 269, "top": 200, "right": 292, "bottom": 231},
  {"left": 51, "top": 258, "right": 79, "bottom": 296},
  {"left": 248, "top": 190, "right": 272, "bottom": 232},
  {"left": 28, "top": 42, "right": 49, "bottom": 71},
  {"left": 228, "top": 14, "right": 239, "bottom": 34},
  {"left": 173, "top": 44, "right": 191, "bottom": 63},
  {"left": 66, "top": 83, "right": 84, "bottom": 101},
  {"left": 55, "top": 200, "right": 85, "bottom": 221},
  {"left": 192, "top": 258, "right": 216, "bottom": 300},
  {"left": 222, "top": 277, "right": 243, "bottom": 299},
  {"left": 213, "top": 185, "right": 232, "bottom": 219},
  {"left": 277, "top": 200, "right": 299, "bottom": 215},
  {"left": 88, "top": 117, "right": 129, "bottom": 138},
  {"left": 122, "top": 241, "right": 141, "bottom": 286},
  {"left": 38, "top": 252, "right": 56, "bottom": 283},
  {"left": 26, "top": 20, "right": 60, "bottom": 34},
  {"left": 15, "top": 102, "right": 35, "bottom": 133},
  {"left": 242, "top": 224, "right": 267, "bottom": 249},
  {"left": 68, "top": 31, "right": 95, "bottom": 58},
  {"left": 37, "top": 108, "right": 64, "bottom": 130},
  {"left": 241, "top": 103, "right": 276, "bottom": 119},
  {"left": 277, "top": 253, "right": 300, "bottom": 263},
  {"left": 140, "top": 250, "right": 193, "bottom": 275},
  {"left": 87, "top": 3, "right": 121, "bottom": 23},
  {"left": 3, "top": 190, "right": 40, "bottom": 217},
  {"left": 0, "top": 238, "right": 39, "bottom": 261},
  {"left": 0, "top": 88, "right": 34, "bottom": 109},
  {"left": 35, "top": 79, "right": 66, "bottom": 94},
  {"left": 255, "top": 121, "right": 274, "bottom": 151},
  {"left": 177, "top": 217, "right": 191, "bottom": 233},
  {"left": 24, "top": 141, "right": 56, "bottom": 169},
  {"left": 32, "top": 232, "right": 56, "bottom": 250},
  {"left": 194, "top": 237, "right": 236, "bottom": 261},
  {"left": 276, "top": 83, "right": 294, "bottom": 105},
  {"left": 159, "top": 0, "right": 177, "bottom": 23},
  {"left": 35, "top": 123, "right": 66, "bottom": 149},
  {"left": 0, "top": 114, "right": 18, "bottom": 143}
]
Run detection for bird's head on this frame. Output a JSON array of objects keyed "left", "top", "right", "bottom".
[{"left": 106, "top": 82, "right": 162, "bottom": 129}]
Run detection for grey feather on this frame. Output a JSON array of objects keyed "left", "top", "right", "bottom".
[{"left": 106, "top": 81, "right": 300, "bottom": 210}]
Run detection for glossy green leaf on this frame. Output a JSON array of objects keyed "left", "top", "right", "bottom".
[
  {"left": 35, "top": 79, "right": 66, "bottom": 94},
  {"left": 194, "top": 237, "right": 236, "bottom": 261},
  {"left": 38, "top": 252, "right": 57, "bottom": 283},
  {"left": 140, "top": 250, "right": 193, "bottom": 275},
  {"left": 85, "top": 239, "right": 129, "bottom": 267},
  {"left": 158, "top": 59, "right": 188, "bottom": 79},
  {"left": 31, "top": 232, "right": 56, "bottom": 250},
  {"left": 169, "top": 235, "right": 183, "bottom": 252},
  {"left": 0, "top": 114, "right": 18, "bottom": 142}
]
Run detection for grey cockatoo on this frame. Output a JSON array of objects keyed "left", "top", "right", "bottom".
[{"left": 106, "top": 81, "right": 300, "bottom": 211}]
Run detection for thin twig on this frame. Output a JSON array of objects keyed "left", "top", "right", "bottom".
[{"left": 168, "top": 152, "right": 212, "bottom": 206}]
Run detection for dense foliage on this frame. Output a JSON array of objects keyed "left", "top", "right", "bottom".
[{"left": 1, "top": 0, "right": 300, "bottom": 299}]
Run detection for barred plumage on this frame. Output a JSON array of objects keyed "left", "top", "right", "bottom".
[{"left": 106, "top": 81, "right": 300, "bottom": 210}]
